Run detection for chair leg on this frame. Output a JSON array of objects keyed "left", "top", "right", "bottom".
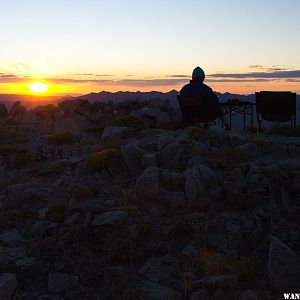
[
  {"left": 257, "top": 117, "right": 263, "bottom": 133},
  {"left": 203, "top": 123, "right": 209, "bottom": 130}
]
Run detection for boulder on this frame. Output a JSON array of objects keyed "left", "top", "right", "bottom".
[
  {"left": 156, "top": 111, "right": 172, "bottom": 128},
  {"left": 8, "top": 101, "right": 27, "bottom": 121},
  {"left": 48, "top": 273, "right": 79, "bottom": 293},
  {"left": 137, "top": 280, "right": 181, "bottom": 300},
  {"left": 64, "top": 213, "right": 81, "bottom": 225},
  {"left": 14, "top": 257, "right": 36, "bottom": 268},
  {"left": 268, "top": 236, "right": 300, "bottom": 291},
  {"left": 0, "top": 103, "right": 8, "bottom": 119},
  {"left": 230, "top": 134, "right": 248, "bottom": 147},
  {"left": 238, "top": 143, "right": 259, "bottom": 157},
  {"left": 160, "top": 140, "right": 186, "bottom": 169},
  {"left": 139, "top": 255, "right": 178, "bottom": 282},
  {"left": 141, "top": 152, "right": 158, "bottom": 168},
  {"left": 139, "top": 107, "right": 162, "bottom": 118},
  {"left": 292, "top": 173, "right": 300, "bottom": 190},
  {"left": 191, "top": 164, "right": 217, "bottom": 189},
  {"left": 30, "top": 221, "right": 57, "bottom": 237},
  {"left": 191, "top": 289, "right": 209, "bottom": 300},
  {"left": 184, "top": 172, "right": 206, "bottom": 209},
  {"left": 136, "top": 167, "right": 160, "bottom": 198},
  {"left": 183, "top": 164, "right": 216, "bottom": 209},
  {"left": 0, "top": 247, "right": 26, "bottom": 264},
  {"left": 209, "top": 130, "right": 229, "bottom": 147},
  {"left": 168, "top": 191, "right": 186, "bottom": 213},
  {"left": 121, "top": 144, "right": 146, "bottom": 176},
  {"left": 157, "top": 134, "right": 192, "bottom": 169},
  {"left": 277, "top": 159, "right": 300, "bottom": 170},
  {"left": 0, "top": 231, "right": 24, "bottom": 247},
  {"left": 181, "top": 245, "right": 198, "bottom": 257},
  {"left": 226, "top": 168, "right": 247, "bottom": 190},
  {"left": 157, "top": 135, "right": 174, "bottom": 153},
  {"left": 54, "top": 116, "right": 89, "bottom": 134},
  {"left": 91, "top": 210, "right": 132, "bottom": 226},
  {"left": 239, "top": 290, "right": 259, "bottom": 300},
  {"left": 101, "top": 126, "right": 134, "bottom": 140},
  {"left": 0, "top": 273, "right": 17, "bottom": 300}
]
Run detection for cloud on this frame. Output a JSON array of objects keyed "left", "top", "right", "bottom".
[
  {"left": 248, "top": 64, "right": 288, "bottom": 72},
  {"left": 118, "top": 79, "right": 187, "bottom": 86},
  {"left": 0, "top": 74, "right": 17, "bottom": 78},
  {"left": 0, "top": 74, "right": 187, "bottom": 86},
  {"left": 249, "top": 65, "right": 265, "bottom": 69},
  {"left": 206, "top": 78, "right": 276, "bottom": 83},
  {"left": 285, "top": 79, "right": 300, "bottom": 82},
  {"left": 166, "top": 74, "right": 190, "bottom": 78},
  {"left": 26, "top": 77, "right": 187, "bottom": 86},
  {"left": 73, "top": 73, "right": 115, "bottom": 77},
  {"left": 0, "top": 74, "right": 24, "bottom": 83},
  {"left": 2, "top": 71, "right": 300, "bottom": 86},
  {"left": 208, "top": 70, "right": 300, "bottom": 79},
  {"left": 49, "top": 78, "right": 114, "bottom": 84}
]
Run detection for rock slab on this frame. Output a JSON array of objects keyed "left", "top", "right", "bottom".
[
  {"left": 0, "top": 273, "right": 17, "bottom": 300},
  {"left": 268, "top": 236, "right": 300, "bottom": 291},
  {"left": 48, "top": 273, "right": 79, "bottom": 293}
]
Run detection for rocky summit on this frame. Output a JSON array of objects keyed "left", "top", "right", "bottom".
[{"left": 0, "top": 98, "right": 300, "bottom": 299}]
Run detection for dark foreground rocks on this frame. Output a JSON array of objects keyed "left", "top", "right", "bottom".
[{"left": 0, "top": 98, "right": 300, "bottom": 299}]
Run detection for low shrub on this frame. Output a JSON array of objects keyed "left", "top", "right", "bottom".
[
  {"left": 45, "top": 132, "right": 76, "bottom": 146},
  {"left": 173, "top": 212, "right": 208, "bottom": 235},
  {"left": 226, "top": 256, "right": 255, "bottom": 280},
  {"left": 38, "top": 163, "right": 64, "bottom": 176},
  {"left": 90, "top": 139, "right": 127, "bottom": 154},
  {"left": 251, "top": 138, "right": 272, "bottom": 154},
  {"left": 186, "top": 125, "right": 207, "bottom": 137},
  {"left": 211, "top": 147, "right": 247, "bottom": 170},
  {"left": 68, "top": 183, "right": 96, "bottom": 202},
  {"left": 103, "top": 235, "right": 136, "bottom": 264},
  {"left": 270, "top": 125, "right": 300, "bottom": 137},
  {"left": 226, "top": 188, "right": 251, "bottom": 210},
  {"left": 109, "top": 114, "right": 146, "bottom": 130},
  {"left": 159, "top": 213, "right": 208, "bottom": 236},
  {"left": 84, "top": 148, "right": 122, "bottom": 173},
  {"left": 191, "top": 248, "right": 227, "bottom": 276},
  {"left": 2, "top": 118, "right": 20, "bottom": 126}
]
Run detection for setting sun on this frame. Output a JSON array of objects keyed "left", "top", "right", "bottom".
[{"left": 28, "top": 82, "right": 49, "bottom": 93}]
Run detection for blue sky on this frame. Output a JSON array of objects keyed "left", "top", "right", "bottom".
[{"left": 0, "top": 0, "right": 300, "bottom": 94}]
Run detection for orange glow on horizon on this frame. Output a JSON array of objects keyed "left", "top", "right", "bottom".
[{"left": 0, "top": 78, "right": 299, "bottom": 96}]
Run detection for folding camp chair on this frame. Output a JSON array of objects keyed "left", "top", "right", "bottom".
[
  {"left": 255, "top": 91, "right": 296, "bottom": 130},
  {"left": 177, "top": 95, "right": 221, "bottom": 127}
]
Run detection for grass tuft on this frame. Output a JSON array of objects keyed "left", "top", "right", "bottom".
[
  {"left": 84, "top": 148, "right": 122, "bottom": 173},
  {"left": 45, "top": 132, "right": 76, "bottom": 146},
  {"left": 186, "top": 125, "right": 207, "bottom": 137},
  {"left": 270, "top": 125, "right": 300, "bottom": 137},
  {"left": 109, "top": 114, "right": 146, "bottom": 130}
]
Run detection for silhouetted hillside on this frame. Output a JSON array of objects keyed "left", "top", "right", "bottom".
[
  {"left": 0, "top": 94, "right": 66, "bottom": 110},
  {"left": 73, "top": 90, "right": 179, "bottom": 106}
]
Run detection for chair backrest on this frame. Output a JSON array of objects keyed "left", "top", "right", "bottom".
[
  {"left": 255, "top": 91, "right": 296, "bottom": 122},
  {"left": 177, "top": 95, "right": 219, "bottom": 123}
]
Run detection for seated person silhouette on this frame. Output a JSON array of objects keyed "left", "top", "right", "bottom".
[{"left": 179, "top": 66, "right": 221, "bottom": 129}]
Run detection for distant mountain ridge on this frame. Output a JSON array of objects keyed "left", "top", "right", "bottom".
[
  {"left": 73, "top": 90, "right": 298, "bottom": 106},
  {"left": 73, "top": 90, "right": 179, "bottom": 105},
  {"left": 0, "top": 90, "right": 299, "bottom": 112}
]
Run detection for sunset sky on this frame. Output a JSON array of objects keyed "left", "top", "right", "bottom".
[{"left": 1, "top": 0, "right": 300, "bottom": 95}]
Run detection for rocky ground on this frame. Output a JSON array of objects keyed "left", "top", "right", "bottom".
[{"left": 0, "top": 99, "right": 300, "bottom": 299}]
